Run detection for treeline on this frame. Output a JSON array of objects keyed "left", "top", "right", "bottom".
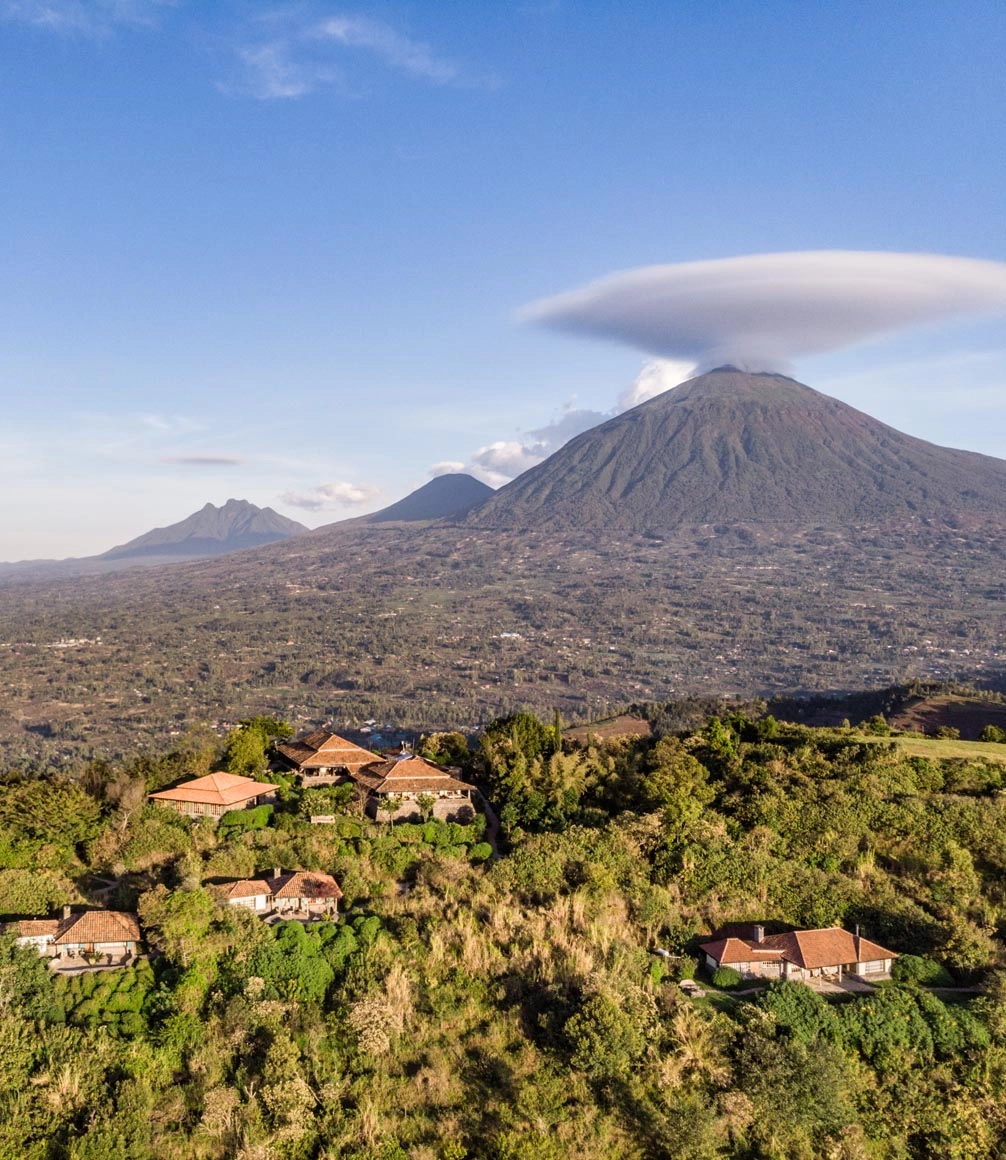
[{"left": 2, "top": 712, "right": 1006, "bottom": 1154}]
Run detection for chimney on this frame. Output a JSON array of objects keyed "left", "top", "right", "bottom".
[
  {"left": 62, "top": 905, "right": 71, "bottom": 920},
  {"left": 855, "top": 923, "right": 861, "bottom": 938},
  {"left": 753, "top": 924, "right": 764, "bottom": 944},
  {"left": 272, "top": 867, "right": 282, "bottom": 880}
]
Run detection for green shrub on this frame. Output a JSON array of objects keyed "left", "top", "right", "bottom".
[
  {"left": 119, "top": 1011, "right": 146, "bottom": 1038},
  {"left": 469, "top": 842, "right": 493, "bottom": 862},
  {"left": 979, "top": 725, "right": 1006, "bottom": 743},
  {"left": 676, "top": 955, "right": 698, "bottom": 981},
  {"left": 218, "top": 804, "right": 274, "bottom": 839},
  {"left": 892, "top": 954, "right": 955, "bottom": 987},
  {"left": 711, "top": 966, "right": 743, "bottom": 989}
]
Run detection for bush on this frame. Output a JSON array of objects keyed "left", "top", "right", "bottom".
[
  {"left": 979, "top": 725, "right": 1006, "bottom": 743},
  {"left": 218, "top": 804, "right": 274, "bottom": 839},
  {"left": 892, "top": 954, "right": 955, "bottom": 987},
  {"left": 676, "top": 955, "right": 698, "bottom": 981},
  {"left": 469, "top": 842, "right": 493, "bottom": 863},
  {"left": 711, "top": 966, "right": 743, "bottom": 989},
  {"left": 933, "top": 726, "right": 961, "bottom": 740}
]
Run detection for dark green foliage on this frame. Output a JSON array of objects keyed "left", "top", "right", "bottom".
[
  {"left": 892, "top": 953, "right": 955, "bottom": 986},
  {"left": 243, "top": 920, "right": 335, "bottom": 1001},
  {"left": 710, "top": 966, "right": 742, "bottom": 989},
  {"left": 564, "top": 994, "right": 646, "bottom": 1079},
  {"left": 0, "top": 933, "right": 57, "bottom": 1020},
  {"left": 217, "top": 803, "right": 274, "bottom": 839},
  {"left": 757, "top": 980, "right": 837, "bottom": 1042}
]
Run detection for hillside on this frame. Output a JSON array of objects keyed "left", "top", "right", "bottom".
[
  {"left": 2, "top": 711, "right": 1005, "bottom": 1157},
  {"left": 466, "top": 367, "right": 1006, "bottom": 530},
  {"left": 102, "top": 499, "right": 307, "bottom": 560}
]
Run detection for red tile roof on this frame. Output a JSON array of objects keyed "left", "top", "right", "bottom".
[
  {"left": 276, "top": 731, "right": 377, "bottom": 772},
  {"left": 216, "top": 870, "right": 342, "bottom": 903},
  {"left": 10, "top": 919, "right": 60, "bottom": 938},
  {"left": 352, "top": 754, "right": 475, "bottom": 796},
  {"left": 272, "top": 870, "right": 342, "bottom": 901},
  {"left": 149, "top": 771, "right": 278, "bottom": 807},
  {"left": 761, "top": 928, "right": 895, "bottom": 970},
  {"left": 701, "top": 926, "right": 896, "bottom": 970},
  {"left": 53, "top": 911, "right": 140, "bottom": 946},
  {"left": 698, "top": 936, "right": 784, "bottom": 965}
]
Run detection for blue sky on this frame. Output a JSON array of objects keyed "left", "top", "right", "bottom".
[{"left": 2, "top": 0, "right": 1005, "bottom": 557}]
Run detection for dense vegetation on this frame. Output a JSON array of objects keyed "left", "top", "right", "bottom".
[{"left": 3, "top": 712, "right": 1006, "bottom": 1156}]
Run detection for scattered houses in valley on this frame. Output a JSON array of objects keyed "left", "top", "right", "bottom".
[
  {"left": 700, "top": 925, "right": 897, "bottom": 982},
  {"left": 149, "top": 771, "right": 278, "bottom": 821}
]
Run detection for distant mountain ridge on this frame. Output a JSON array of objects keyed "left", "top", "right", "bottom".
[
  {"left": 463, "top": 368, "right": 1006, "bottom": 531},
  {"left": 102, "top": 499, "right": 307, "bottom": 560},
  {"left": 366, "top": 474, "right": 494, "bottom": 523}
]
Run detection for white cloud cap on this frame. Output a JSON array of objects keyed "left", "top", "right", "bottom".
[{"left": 523, "top": 251, "right": 1006, "bottom": 372}]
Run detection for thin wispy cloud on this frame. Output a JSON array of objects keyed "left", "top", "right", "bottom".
[
  {"left": 280, "top": 480, "right": 380, "bottom": 511},
  {"left": 229, "top": 40, "right": 328, "bottom": 101},
  {"left": 2, "top": 0, "right": 173, "bottom": 34},
  {"left": 163, "top": 455, "right": 245, "bottom": 466},
  {"left": 229, "top": 9, "right": 487, "bottom": 101},
  {"left": 315, "top": 16, "right": 458, "bottom": 84},
  {"left": 436, "top": 360, "right": 694, "bottom": 487}
]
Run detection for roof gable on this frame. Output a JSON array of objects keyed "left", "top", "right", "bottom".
[
  {"left": 276, "top": 730, "right": 377, "bottom": 770},
  {"left": 353, "top": 754, "right": 476, "bottom": 795},
  {"left": 702, "top": 926, "right": 897, "bottom": 970},
  {"left": 54, "top": 910, "right": 140, "bottom": 945}
]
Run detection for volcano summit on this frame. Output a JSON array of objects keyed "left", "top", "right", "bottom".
[{"left": 464, "top": 368, "right": 1006, "bottom": 532}]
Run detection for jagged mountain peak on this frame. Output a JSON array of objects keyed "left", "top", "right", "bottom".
[{"left": 101, "top": 500, "right": 308, "bottom": 560}]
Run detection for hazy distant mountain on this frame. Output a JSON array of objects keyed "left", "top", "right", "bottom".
[
  {"left": 102, "top": 499, "right": 307, "bottom": 560},
  {"left": 465, "top": 367, "right": 1006, "bottom": 531},
  {"left": 367, "top": 474, "right": 494, "bottom": 523}
]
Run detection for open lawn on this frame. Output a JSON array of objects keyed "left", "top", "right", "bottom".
[{"left": 854, "top": 732, "right": 1006, "bottom": 762}]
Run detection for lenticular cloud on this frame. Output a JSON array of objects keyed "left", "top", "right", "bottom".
[{"left": 521, "top": 251, "right": 1006, "bottom": 371}]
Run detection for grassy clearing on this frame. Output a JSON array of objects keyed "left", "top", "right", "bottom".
[{"left": 853, "top": 732, "right": 1006, "bottom": 762}]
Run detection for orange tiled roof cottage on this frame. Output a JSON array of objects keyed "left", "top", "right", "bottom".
[
  {"left": 275, "top": 730, "right": 378, "bottom": 784},
  {"left": 215, "top": 868, "right": 343, "bottom": 915},
  {"left": 8, "top": 908, "right": 141, "bottom": 964},
  {"left": 700, "top": 925, "right": 897, "bottom": 981},
  {"left": 353, "top": 753, "right": 478, "bottom": 821},
  {"left": 149, "top": 771, "right": 278, "bottom": 820}
]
